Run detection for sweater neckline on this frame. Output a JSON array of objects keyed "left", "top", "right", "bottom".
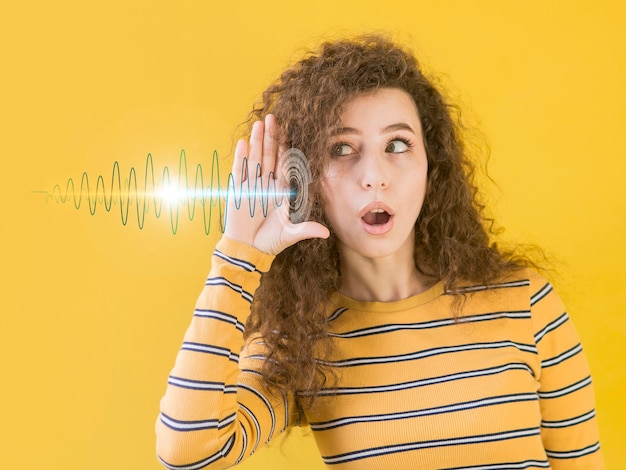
[{"left": 331, "top": 280, "right": 445, "bottom": 313}]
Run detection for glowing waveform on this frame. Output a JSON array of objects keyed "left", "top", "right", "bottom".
[{"left": 34, "top": 150, "right": 301, "bottom": 235}]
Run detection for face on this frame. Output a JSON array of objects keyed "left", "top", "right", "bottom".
[{"left": 322, "top": 87, "right": 428, "bottom": 262}]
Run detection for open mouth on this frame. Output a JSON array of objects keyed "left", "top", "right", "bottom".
[{"left": 361, "top": 208, "right": 391, "bottom": 226}]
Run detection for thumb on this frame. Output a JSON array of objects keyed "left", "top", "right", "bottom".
[{"left": 280, "top": 221, "right": 330, "bottom": 248}]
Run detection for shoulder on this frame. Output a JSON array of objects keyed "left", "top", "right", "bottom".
[
  {"left": 449, "top": 268, "right": 560, "bottom": 319},
  {"left": 483, "top": 268, "right": 573, "bottom": 342},
  {"left": 455, "top": 268, "right": 554, "bottom": 299}
]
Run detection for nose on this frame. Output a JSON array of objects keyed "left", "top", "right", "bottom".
[{"left": 360, "top": 154, "right": 388, "bottom": 190}]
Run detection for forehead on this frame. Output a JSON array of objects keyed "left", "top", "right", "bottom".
[
  {"left": 336, "top": 88, "right": 420, "bottom": 125},
  {"left": 331, "top": 88, "right": 421, "bottom": 134}
]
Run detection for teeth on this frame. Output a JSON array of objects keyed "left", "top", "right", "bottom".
[{"left": 370, "top": 208, "right": 384, "bottom": 213}]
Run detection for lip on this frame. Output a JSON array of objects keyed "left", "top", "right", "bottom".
[{"left": 359, "top": 201, "right": 395, "bottom": 235}]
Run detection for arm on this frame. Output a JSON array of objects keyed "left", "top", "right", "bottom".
[
  {"left": 157, "top": 115, "right": 329, "bottom": 469},
  {"left": 529, "top": 272, "right": 604, "bottom": 469},
  {"left": 156, "top": 237, "right": 298, "bottom": 469}
]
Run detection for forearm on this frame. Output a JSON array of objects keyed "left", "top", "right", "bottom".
[{"left": 156, "top": 237, "right": 289, "bottom": 469}]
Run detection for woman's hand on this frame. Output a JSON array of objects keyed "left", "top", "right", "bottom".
[{"left": 223, "top": 114, "right": 330, "bottom": 255}]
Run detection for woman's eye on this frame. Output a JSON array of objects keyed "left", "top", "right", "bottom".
[
  {"left": 331, "top": 143, "right": 354, "bottom": 157},
  {"left": 386, "top": 139, "right": 410, "bottom": 153}
]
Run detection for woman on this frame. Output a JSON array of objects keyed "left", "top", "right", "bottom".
[{"left": 156, "top": 34, "right": 603, "bottom": 469}]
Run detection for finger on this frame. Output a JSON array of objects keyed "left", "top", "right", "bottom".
[
  {"left": 227, "top": 139, "right": 248, "bottom": 220},
  {"left": 274, "top": 142, "right": 290, "bottom": 208},
  {"left": 276, "top": 140, "right": 288, "bottom": 180},
  {"left": 262, "top": 114, "right": 278, "bottom": 179},
  {"left": 247, "top": 120, "right": 264, "bottom": 179},
  {"left": 280, "top": 221, "right": 331, "bottom": 249},
  {"left": 233, "top": 138, "right": 248, "bottom": 183},
  {"left": 276, "top": 200, "right": 330, "bottom": 242}
]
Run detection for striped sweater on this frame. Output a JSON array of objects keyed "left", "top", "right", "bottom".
[{"left": 156, "top": 237, "right": 603, "bottom": 469}]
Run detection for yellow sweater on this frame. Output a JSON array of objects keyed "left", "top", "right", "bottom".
[{"left": 156, "top": 238, "right": 603, "bottom": 469}]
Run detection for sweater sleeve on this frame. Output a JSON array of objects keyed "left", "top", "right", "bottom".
[
  {"left": 529, "top": 271, "right": 604, "bottom": 469},
  {"left": 156, "top": 237, "right": 300, "bottom": 469}
]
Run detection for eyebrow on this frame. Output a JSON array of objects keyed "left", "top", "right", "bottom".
[{"left": 331, "top": 122, "right": 416, "bottom": 136}]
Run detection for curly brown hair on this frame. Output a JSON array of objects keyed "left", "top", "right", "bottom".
[{"left": 241, "top": 33, "right": 529, "bottom": 405}]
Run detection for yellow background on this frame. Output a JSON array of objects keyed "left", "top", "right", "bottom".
[{"left": 1, "top": 1, "right": 624, "bottom": 468}]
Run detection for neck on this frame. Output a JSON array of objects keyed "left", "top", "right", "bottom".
[{"left": 337, "top": 245, "right": 433, "bottom": 303}]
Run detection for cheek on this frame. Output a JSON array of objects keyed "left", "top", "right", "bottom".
[
  {"left": 320, "top": 171, "right": 343, "bottom": 205},
  {"left": 323, "top": 163, "right": 344, "bottom": 180},
  {"left": 319, "top": 179, "right": 345, "bottom": 228},
  {"left": 320, "top": 185, "right": 338, "bottom": 219}
]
